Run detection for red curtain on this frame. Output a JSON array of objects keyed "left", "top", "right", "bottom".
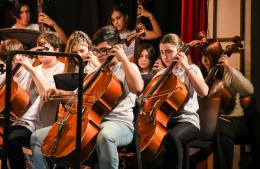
[{"left": 181, "top": 0, "right": 208, "bottom": 64}]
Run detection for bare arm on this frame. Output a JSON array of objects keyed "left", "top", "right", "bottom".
[
  {"left": 112, "top": 44, "right": 144, "bottom": 93},
  {"left": 38, "top": 12, "right": 68, "bottom": 44},
  {"left": 177, "top": 52, "right": 209, "bottom": 97},
  {"left": 41, "top": 88, "right": 76, "bottom": 105},
  {"left": 137, "top": 5, "right": 162, "bottom": 40},
  {"left": 15, "top": 57, "right": 49, "bottom": 95}
]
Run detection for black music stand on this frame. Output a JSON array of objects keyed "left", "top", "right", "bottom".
[
  {"left": 0, "top": 28, "right": 40, "bottom": 48},
  {"left": 54, "top": 73, "right": 87, "bottom": 91}
]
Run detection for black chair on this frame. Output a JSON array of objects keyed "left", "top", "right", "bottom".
[{"left": 184, "top": 97, "right": 221, "bottom": 169}]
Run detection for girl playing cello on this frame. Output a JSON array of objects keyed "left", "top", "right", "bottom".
[
  {"left": 155, "top": 33, "right": 208, "bottom": 169},
  {"left": 200, "top": 39, "right": 255, "bottom": 169}
]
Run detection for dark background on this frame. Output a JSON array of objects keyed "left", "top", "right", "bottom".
[
  {"left": 0, "top": 0, "right": 181, "bottom": 38},
  {"left": 251, "top": 0, "right": 260, "bottom": 113}
]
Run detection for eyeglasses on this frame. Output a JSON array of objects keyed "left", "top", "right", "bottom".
[
  {"left": 92, "top": 47, "right": 113, "bottom": 56},
  {"left": 160, "top": 49, "right": 175, "bottom": 57}
]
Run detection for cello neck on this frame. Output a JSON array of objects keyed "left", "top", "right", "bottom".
[
  {"left": 82, "top": 55, "right": 113, "bottom": 93},
  {"left": 37, "top": 0, "right": 44, "bottom": 32},
  {"left": 144, "top": 44, "right": 190, "bottom": 98}
]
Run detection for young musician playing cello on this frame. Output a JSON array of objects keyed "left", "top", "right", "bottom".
[
  {"left": 5, "top": 33, "right": 64, "bottom": 169},
  {"left": 156, "top": 33, "right": 208, "bottom": 169},
  {"left": 200, "top": 39, "right": 256, "bottom": 169},
  {"left": 30, "top": 26, "right": 143, "bottom": 169}
]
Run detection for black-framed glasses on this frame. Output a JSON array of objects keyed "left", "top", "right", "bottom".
[{"left": 91, "top": 47, "right": 113, "bottom": 56}]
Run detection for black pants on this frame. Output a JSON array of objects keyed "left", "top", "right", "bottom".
[
  {"left": 215, "top": 116, "right": 249, "bottom": 169},
  {"left": 8, "top": 125, "right": 32, "bottom": 169},
  {"left": 164, "top": 121, "right": 200, "bottom": 169}
]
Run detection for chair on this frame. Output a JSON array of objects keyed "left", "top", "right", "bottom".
[{"left": 184, "top": 97, "right": 221, "bottom": 169}]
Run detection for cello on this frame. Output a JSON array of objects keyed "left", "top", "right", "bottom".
[
  {"left": 0, "top": 64, "right": 30, "bottom": 146},
  {"left": 137, "top": 35, "right": 207, "bottom": 163},
  {"left": 0, "top": 64, "right": 30, "bottom": 119},
  {"left": 205, "top": 36, "right": 246, "bottom": 114},
  {"left": 41, "top": 25, "right": 146, "bottom": 166}
]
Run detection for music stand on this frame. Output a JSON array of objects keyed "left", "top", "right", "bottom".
[
  {"left": 54, "top": 73, "right": 87, "bottom": 91},
  {"left": 0, "top": 28, "right": 40, "bottom": 48}
]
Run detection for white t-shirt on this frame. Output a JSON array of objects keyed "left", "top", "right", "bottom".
[
  {"left": 154, "top": 64, "right": 204, "bottom": 129},
  {"left": 14, "top": 61, "right": 64, "bottom": 132},
  {"left": 12, "top": 23, "right": 39, "bottom": 31}
]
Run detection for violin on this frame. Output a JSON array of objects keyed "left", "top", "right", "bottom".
[
  {"left": 205, "top": 36, "right": 244, "bottom": 114},
  {"left": 137, "top": 34, "right": 207, "bottom": 163},
  {"left": 41, "top": 27, "right": 146, "bottom": 165}
]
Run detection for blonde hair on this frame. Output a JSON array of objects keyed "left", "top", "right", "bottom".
[
  {"left": 0, "top": 39, "right": 23, "bottom": 62},
  {"left": 64, "top": 31, "right": 92, "bottom": 72}
]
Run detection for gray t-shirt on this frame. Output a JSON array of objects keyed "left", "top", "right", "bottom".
[{"left": 103, "top": 62, "right": 141, "bottom": 130}]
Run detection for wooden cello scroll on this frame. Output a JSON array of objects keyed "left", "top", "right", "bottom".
[{"left": 124, "top": 23, "right": 146, "bottom": 47}]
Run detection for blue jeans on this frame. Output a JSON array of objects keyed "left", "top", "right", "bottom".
[
  {"left": 30, "top": 126, "right": 52, "bottom": 169},
  {"left": 96, "top": 120, "right": 133, "bottom": 169}
]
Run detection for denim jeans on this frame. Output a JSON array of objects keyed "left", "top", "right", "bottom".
[
  {"left": 96, "top": 120, "right": 133, "bottom": 169},
  {"left": 30, "top": 126, "right": 52, "bottom": 169},
  {"left": 31, "top": 121, "right": 133, "bottom": 169}
]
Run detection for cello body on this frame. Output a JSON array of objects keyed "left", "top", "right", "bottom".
[
  {"left": 0, "top": 79, "right": 30, "bottom": 118},
  {"left": 41, "top": 68, "right": 122, "bottom": 164},
  {"left": 138, "top": 73, "right": 188, "bottom": 163}
]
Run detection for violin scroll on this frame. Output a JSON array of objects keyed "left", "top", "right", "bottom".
[
  {"left": 124, "top": 23, "right": 146, "bottom": 47},
  {"left": 223, "top": 36, "right": 243, "bottom": 57},
  {"left": 188, "top": 31, "right": 208, "bottom": 48}
]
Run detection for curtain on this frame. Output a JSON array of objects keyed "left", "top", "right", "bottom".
[{"left": 181, "top": 0, "right": 208, "bottom": 64}]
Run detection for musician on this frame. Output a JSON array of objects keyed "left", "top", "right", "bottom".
[
  {"left": 0, "top": 39, "right": 24, "bottom": 84},
  {"left": 6, "top": 32, "right": 64, "bottom": 169},
  {"left": 200, "top": 39, "right": 255, "bottom": 169},
  {"left": 109, "top": 4, "right": 162, "bottom": 59},
  {"left": 134, "top": 42, "right": 157, "bottom": 87},
  {"left": 64, "top": 30, "right": 100, "bottom": 73},
  {"left": 156, "top": 33, "right": 208, "bottom": 169},
  {"left": 31, "top": 28, "right": 139, "bottom": 169},
  {"left": 11, "top": 2, "right": 68, "bottom": 44},
  {"left": 30, "top": 31, "right": 99, "bottom": 168}
]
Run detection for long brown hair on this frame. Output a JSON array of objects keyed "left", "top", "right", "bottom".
[{"left": 200, "top": 38, "right": 224, "bottom": 79}]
